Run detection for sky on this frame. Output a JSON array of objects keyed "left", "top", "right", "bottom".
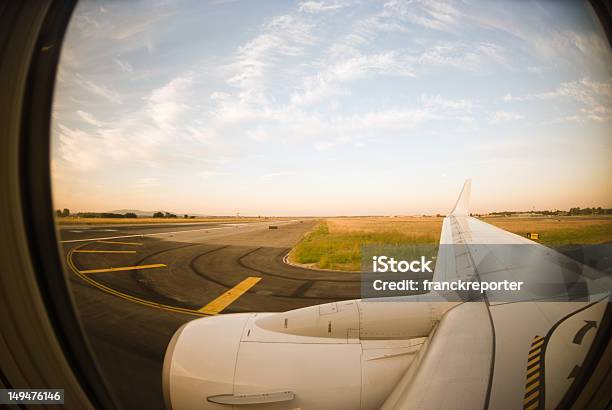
[{"left": 51, "top": 0, "right": 612, "bottom": 216}]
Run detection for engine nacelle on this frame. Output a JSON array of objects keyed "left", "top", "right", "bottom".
[{"left": 163, "top": 300, "right": 455, "bottom": 409}]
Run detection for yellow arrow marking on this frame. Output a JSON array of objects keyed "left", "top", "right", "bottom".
[{"left": 199, "top": 277, "right": 262, "bottom": 314}]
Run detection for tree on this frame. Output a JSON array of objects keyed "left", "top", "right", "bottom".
[
  {"left": 62, "top": 208, "right": 70, "bottom": 217},
  {"left": 153, "top": 211, "right": 164, "bottom": 218},
  {"left": 184, "top": 214, "right": 189, "bottom": 219},
  {"left": 124, "top": 213, "right": 137, "bottom": 218},
  {"left": 55, "top": 209, "right": 62, "bottom": 217}
]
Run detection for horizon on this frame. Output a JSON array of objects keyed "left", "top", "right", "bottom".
[
  {"left": 51, "top": 0, "right": 612, "bottom": 216},
  {"left": 57, "top": 204, "right": 612, "bottom": 218}
]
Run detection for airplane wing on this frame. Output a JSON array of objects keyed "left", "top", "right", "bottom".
[
  {"left": 382, "top": 180, "right": 611, "bottom": 409},
  {"left": 163, "top": 180, "right": 610, "bottom": 410}
]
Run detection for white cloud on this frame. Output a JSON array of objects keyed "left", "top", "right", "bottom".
[
  {"left": 420, "top": 93, "right": 474, "bottom": 112},
  {"left": 503, "top": 78, "right": 612, "bottom": 122},
  {"left": 56, "top": 124, "right": 102, "bottom": 171},
  {"left": 114, "top": 58, "right": 133, "bottom": 73},
  {"left": 74, "top": 74, "right": 123, "bottom": 104},
  {"left": 291, "top": 51, "right": 415, "bottom": 106},
  {"left": 380, "top": 0, "right": 461, "bottom": 32},
  {"left": 299, "top": 1, "right": 346, "bottom": 14},
  {"left": 147, "top": 74, "right": 193, "bottom": 132},
  {"left": 488, "top": 110, "right": 524, "bottom": 123},
  {"left": 76, "top": 110, "right": 103, "bottom": 127},
  {"left": 110, "top": 13, "right": 169, "bottom": 41},
  {"left": 417, "top": 41, "right": 506, "bottom": 71},
  {"left": 226, "top": 14, "right": 314, "bottom": 103}
]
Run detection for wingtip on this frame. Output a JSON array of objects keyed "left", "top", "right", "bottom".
[{"left": 450, "top": 179, "right": 471, "bottom": 216}]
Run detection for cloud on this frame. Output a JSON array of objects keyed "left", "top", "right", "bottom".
[
  {"left": 503, "top": 78, "right": 612, "bottom": 122},
  {"left": 299, "top": 1, "right": 346, "bottom": 14},
  {"left": 109, "top": 12, "right": 171, "bottom": 41},
  {"left": 76, "top": 110, "right": 104, "bottom": 127},
  {"left": 114, "top": 58, "right": 133, "bottom": 73},
  {"left": 291, "top": 51, "right": 415, "bottom": 106},
  {"left": 55, "top": 69, "right": 224, "bottom": 174},
  {"left": 381, "top": 0, "right": 461, "bottom": 32},
  {"left": 488, "top": 110, "right": 523, "bottom": 123},
  {"left": 225, "top": 14, "right": 315, "bottom": 103},
  {"left": 417, "top": 41, "right": 507, "bottom": 71},
  {"left": 420, "top": 93, "right": 474, "bottom": 111},
  {"left": 56, "top": 124, "right": 102, "bottom": 171},
  {"left": 147, "top": 74, "right": 193, "bottom": 132},
  {"left": 74, "top": 74, "right": 123, "bottom": 104}
]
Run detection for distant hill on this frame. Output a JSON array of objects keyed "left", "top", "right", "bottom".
[{"left": 109, "top": 209, "right": 157, "bottom": 217}]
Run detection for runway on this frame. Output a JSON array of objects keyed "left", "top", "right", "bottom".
[{"left": 59, "top": 220, "right": 361, "bottom": 409}]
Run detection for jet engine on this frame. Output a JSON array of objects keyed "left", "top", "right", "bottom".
[{"left": 163, "top": 300, "right": 455, "bottom": 409}]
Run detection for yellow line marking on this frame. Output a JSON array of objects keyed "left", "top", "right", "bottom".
[
  {"left": 524, "top": 389, "right": 539, "bottom": 404},
  {"left": 525, "top": 380, "right": 539, "bottom": 394},
  {"left": 73, "top": 250, "right": 137, "bottom": 254},
  {"left": 528, "top": 348, "right": 542, "bottom": 359},
  {"left": 527, "top": 363, "right": 540, "bottom": 374},
  {"left": 530, "top": 339, "right": 544, "bottom": 350},
  {"left": 67, "top": 246, "right": 207, "bottom": 317},
  {"left": 525, "top": 371, "right": 540, "bottom": 385},
  {"left": 199, "top": 277, "right": 262, "bottom": 314},
  {"left": 523, "top": 335, "right": 544, "bottom": 410},
  {"left": 80, "top": 263, "right": 166, "bottom": 274},
  {"left": 527, "top": 355, "right": 540, "bottom": 367},
  {"left": 97, "top": 240, "right": 143, "bottom": 246}
]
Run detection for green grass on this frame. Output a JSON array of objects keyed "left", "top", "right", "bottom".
[
  {"left": 290, "top": 221, "right": 437, "bottom": 271},
  {"left": 291, "top": 217, "right": 612, "bottom": 272},
  {"left": 485, "top": 216, "right": 612, "bottom": 246},
  {"left": 515, "top": 225, "right": 612, "bottom": 246}
]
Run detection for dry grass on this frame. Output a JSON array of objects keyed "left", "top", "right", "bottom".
[
  {"left": 290, "top": 215, "right": 612, "bottom": 271},
  {"left": 327, "top": 216, "right": 443, "bottom": 242},
  {"left": 482, "top": 216, "right": 612, "bottom": 245},
  {"left": 290, "top": 217, "right": 443, "bottom": 271}
]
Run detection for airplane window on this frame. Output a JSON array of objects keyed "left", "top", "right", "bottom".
[{"left": 49, "top": 1, "right": 610, "bottom": 409}]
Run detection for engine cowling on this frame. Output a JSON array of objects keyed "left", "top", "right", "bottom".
[{"left": 163, "top": 300, "right": 455, "bottom": 409}]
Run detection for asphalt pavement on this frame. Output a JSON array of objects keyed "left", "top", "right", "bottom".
[{"left": 59, "top": 220, "right": 360, "bottom": 409}]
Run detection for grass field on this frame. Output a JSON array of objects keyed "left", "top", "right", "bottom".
[
  {"left": 484, "top": 216, "right": 612, "bottom": 246},
  {"left": 290, "top": 216, "right": 612, "bottom": 271},
  {"left": 55, "top": 216, "right": 278, "bottom": 225},
  {"left": 290, "top": 217, "right": 443, "bottom": 271}
]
